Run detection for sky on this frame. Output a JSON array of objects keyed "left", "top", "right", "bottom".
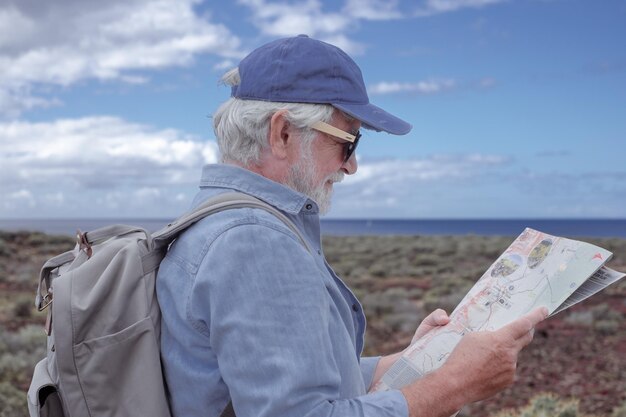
[{"left": 0, "top": 0, "right": 625, "bottom": 219}]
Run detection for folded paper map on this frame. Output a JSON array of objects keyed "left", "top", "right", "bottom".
[{"left": 371, "top": 228, "right": 625, "bottom": 392}]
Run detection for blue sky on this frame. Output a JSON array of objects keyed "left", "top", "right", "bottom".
[{"left": 0, "top": 0, "right": 624, "bottom": 219}]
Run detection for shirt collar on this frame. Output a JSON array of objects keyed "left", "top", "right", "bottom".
[{"left": 198, "top": 164, "right": 318, "bottom": 215}]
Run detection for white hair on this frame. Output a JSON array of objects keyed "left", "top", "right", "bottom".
[{"left": 213, "top": 68, "right": 335, "bottom": 165}]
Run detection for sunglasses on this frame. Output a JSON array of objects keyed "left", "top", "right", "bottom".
[{"left": 309, "top": 121, "right": 361, "bottom": 164}]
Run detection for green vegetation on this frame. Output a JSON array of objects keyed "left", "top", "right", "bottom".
[
  {"left": 0, "top": 231, "right": 74, "bottom": 415},
  {"left": 0, "top": 381, "right": 30, "bottom": 417},
  {"left": 491, "top": 393, "right": 590, "bottom": 417},
  {"left": 1, "top": 231, "right": 624, "bottom": 415}
]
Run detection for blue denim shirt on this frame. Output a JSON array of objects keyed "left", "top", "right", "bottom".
[{"left": 157, "top": 164, "right": 408, "bottom": 417}]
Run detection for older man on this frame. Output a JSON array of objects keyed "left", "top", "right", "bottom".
[{"left": 157, "top": 35, "right": 547, "bottom": 417}]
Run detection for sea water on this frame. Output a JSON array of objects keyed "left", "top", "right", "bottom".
[{"left": 0, "top": 218, "right": 625, "bottom": 238}]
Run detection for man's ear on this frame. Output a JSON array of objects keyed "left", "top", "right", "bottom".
[{"left": 268, "top": 110, "right": 293, "bottom": 160}]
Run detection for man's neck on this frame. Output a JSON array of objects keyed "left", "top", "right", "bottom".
[{"left": 223, "top": 157, "right": 287, "bottom": 186}]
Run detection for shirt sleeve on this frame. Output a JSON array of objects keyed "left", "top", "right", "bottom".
[
  {"left": 359, "top": 356, "right": 381, "bottom": 390},
  {"left": 188, "top": 222, "right": 408, "bottom": 417}
]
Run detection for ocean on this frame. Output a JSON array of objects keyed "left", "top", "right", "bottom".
[{"left": 0, "top": 218, "right": 625, "bottom": 239}]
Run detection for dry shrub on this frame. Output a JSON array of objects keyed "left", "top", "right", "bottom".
[{"left": 489, "top": 392, "right": 589, "bottom": 417}]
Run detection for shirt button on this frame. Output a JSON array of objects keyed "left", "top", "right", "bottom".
[
  {"left": 317, "top": 249, "right": 321, "bottom": 255},
  {"left": 352, "top": 304, "right": 359, "bottom": 312},
  {"left": 305, "top": 203, "right": 312, "bottom": 210}
]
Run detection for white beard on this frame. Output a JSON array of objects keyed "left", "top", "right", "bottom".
[{"left": 284, "top": 143, "right": 344, "bottom": 215}]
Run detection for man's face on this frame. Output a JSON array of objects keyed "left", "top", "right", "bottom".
[{"left": 285, "top": 112, "right": 359, "bottom": 214}]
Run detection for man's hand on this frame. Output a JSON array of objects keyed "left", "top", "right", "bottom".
[
  {"left": 370, "top": 309, "right": 451, "bottom": 388},
  {"left": 443, "top": 307, "right": 548, "bottom": 402},
  {"left": 401, "top": 307, "right": 549, "bottom": 417},
  {"left": 411, "top": 309, "right": 450, "bottom": 344}
]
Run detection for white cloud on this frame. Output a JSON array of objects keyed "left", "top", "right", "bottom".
[
  {"left": 343, "top": 0, "right": 403, "bottom": 20},
  {"left": 332, "top": 154, "right": 506, "bottom": 217},
  {"left": 330, "top": 153, "right": 512, "bottom": 217},
  {"left": 478, "top": 77, "right": 496, "bottom": 88},
  {"left": 0, "top": 116, "right": 218, "bottom": 216},
  {"left": 342, "top": 153, "right": 509, "bottom": 186},
  {"left": 238, "top": 0, "right": 346, "bottom": 35},
  {"left": 0, "top": 0, "right": 243, "bottom": 117},
  {"left": 97, "top": 191, "right": 124, "bottom": 211},
  {"left": 237, "top": 0, "right": 365, "bottom": 54},
  {"left": 239, "top": 0, "right": 508, "bottom": 56},
  {"left": 0, "top": 86, "right": 62, "bottom": 118},
  {"left": 44, "top": 192, "right": 65, "bottom": 206},
  {"left": 239, "top": 0, "right": 508, "bottom": 37},
  {"left": 0, "top": 116, "right": 218, "bottom": 182},
  {"left": 369, "top": 79, "right": 457, "bottom": 95},
  {"left": 237, "top": 0, "right": 509, "bottom": 47},
  {"left": 213, "top": 60, "right": 236, "bottom": 71},
  {"left": 135, "top": 187, "right": 162, "bottom": 201},
  {"left": 414, "top": 0, "right": 509, "bottom": 16},
  {"left": 368, "top": 77, "right": 498, "bottom": 95},
  {"left": 327, "top": 154, "right": 626, "bottom": 218},
  {"left": 318, "top": 34, "right": 367, "bottom": 56},
  {"left": 3, "top": 190, "right": 36, "bottom": 210}
]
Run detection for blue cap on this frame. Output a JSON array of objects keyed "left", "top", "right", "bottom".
[{"left": 231, "top": 35, "right": 412, "bottom": 135}]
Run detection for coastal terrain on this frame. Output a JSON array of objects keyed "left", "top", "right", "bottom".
[{"left": 0, "top": 231, "right": 624, "bottom": 416}]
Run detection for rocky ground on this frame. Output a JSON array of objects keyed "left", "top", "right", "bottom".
[{"left": 1, "top": 231, "right": 624, "bottom": 416}]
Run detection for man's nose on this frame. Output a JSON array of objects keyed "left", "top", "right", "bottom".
[{"left": 342, "top": 153, "right": 358, "bottom": 175}]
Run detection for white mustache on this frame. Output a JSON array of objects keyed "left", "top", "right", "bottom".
[{"left": 328, "top": 172, "right": 344, "bottom": 184}]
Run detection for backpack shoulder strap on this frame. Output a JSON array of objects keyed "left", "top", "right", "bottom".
[{"left": 152, "top": 192, "right": 312, "bottom": 253}]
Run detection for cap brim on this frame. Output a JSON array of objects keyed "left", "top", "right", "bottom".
[{"left": 333, "top": 102, "right": 412, "bottom": 135}]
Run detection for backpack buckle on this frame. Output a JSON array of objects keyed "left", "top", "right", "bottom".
[
  {"left": 77, "top": 230, "right": 93, "bottom": 258},
  {"left": 38, "top": 292, "right": 53, "bottom": 311}
]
